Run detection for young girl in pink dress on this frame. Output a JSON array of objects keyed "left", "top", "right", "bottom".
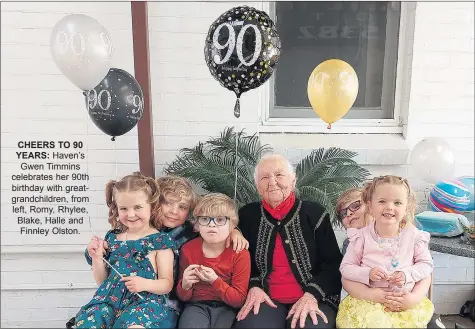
[{"left": 336, "top": 175, "right": 435, "bottom": 328}]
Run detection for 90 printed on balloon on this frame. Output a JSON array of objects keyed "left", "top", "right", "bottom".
[
  {"left": 86, "top": 89, "right": 143, "bottom": 117},
  {"left": 204, "top": 6, "right": 281, "bottom": 117},
  {"left": 55, "top": 30, "right": 112, "bottom": 57},
  {"left": 85, "top": 68, "right": 144, "bottom": 139}
]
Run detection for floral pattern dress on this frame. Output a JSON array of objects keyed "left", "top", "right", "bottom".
[{"left": 75, "top": 230, "right": 176, "bottom": 328}]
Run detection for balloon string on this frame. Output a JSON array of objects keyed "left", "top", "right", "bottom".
[
  {"left": 86, "top": 120, "right": 90, "bottom": 226},
  {"left": 85, "top": 135, "right": 143, "bottom": 300},
  {"left": 87, "top": 217, "right": 144, "bottom": 300},
  {"left": 114, "top": 141, "right": 118, "bottom": 180},
  {"left": 234, "top": 128, "right": 239, "bottom": 202}
]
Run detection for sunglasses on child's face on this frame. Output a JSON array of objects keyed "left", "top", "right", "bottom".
[
  {"left": 338, "top": 200, "right": 362, "bottom": 220},
  {"left": 196, "top": 216, "right": 229, "bottom": 226}
]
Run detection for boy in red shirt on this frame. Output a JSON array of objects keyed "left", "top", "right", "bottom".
[{"left": 176, "top": 193, "right": 251, "bottom": 328}]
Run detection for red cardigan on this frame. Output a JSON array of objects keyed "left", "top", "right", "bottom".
[
  {"left": 262, "top": 192, "right": 304, "bottom": 304},
  {"left": 176, "top": 238, "right": 251, "bottom": 308}
]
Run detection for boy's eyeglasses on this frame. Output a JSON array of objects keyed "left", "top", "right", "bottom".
[
  {"left": 196, "top": 216, "right": 229, "bottom": 226},
  {"left": 338, "top": 200, "right": 362, "bottom": 220}
]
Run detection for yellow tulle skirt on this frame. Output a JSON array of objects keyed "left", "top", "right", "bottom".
[{"left": 336, "top": 295, "right": 434, "bottom": 328}]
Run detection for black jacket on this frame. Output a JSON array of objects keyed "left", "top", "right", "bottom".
[{"left": 238, "top": 199, "right": 343, "bottom": 309}]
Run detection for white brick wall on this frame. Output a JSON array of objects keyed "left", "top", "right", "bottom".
[
  {"left": 1, "top": 2, "right": 137, "bottom": 327},
  {"left": 1, "top": 2, "right": 474, "bottom": 327},
  {"left": 1, "top": 251, "right": 96, "bottom": 327},
  {"left": 406, "top": 2, "right": 475, "bottom": 159},
  {"left": 430, "top": 251, "right": 475, "bottom": 314}
]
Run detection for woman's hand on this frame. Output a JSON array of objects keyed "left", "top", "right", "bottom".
[
  {"left": 369, "top": 287, "right": 392, "bottom": 304},
  {"left": 236, "top": 287, "right": 277, "bottom": 321},
  {"left": 384, "top": 291, "right": 419, "bottom": 312},
  {"left": 87, "top": 236, "right": 108, "bottom": 261},
  {"left": 120, "top": 275, "right": 148, "bottom": 293},
  {"left": 286, "top": 292, "right": 328, "bottom": 329},
  {"left": 181, "top": 264, "right": 201, "bottom": 290},
  {"left": 226, "top": 229, "right": 249, "bottom": 252}
]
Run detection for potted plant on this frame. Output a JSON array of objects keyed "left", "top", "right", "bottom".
[{"left": 164, "top": 127, "right": 371, "bottom": 226}]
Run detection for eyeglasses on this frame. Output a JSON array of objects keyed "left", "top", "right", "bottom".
[
  {"left": 338, "top": 200, "right": 362, "bottom": 220},
  {"left": 195, "top": 216, "right": 229, "bottom": 226}
]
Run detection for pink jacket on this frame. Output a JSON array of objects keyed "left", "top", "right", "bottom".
[{"left": 340, "top": 223, "right": 434, "bottom": 292}]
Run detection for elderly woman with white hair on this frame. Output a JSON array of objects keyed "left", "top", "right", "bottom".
[{"left": 234, "top": 154, "right": 342, "bottom": 329}]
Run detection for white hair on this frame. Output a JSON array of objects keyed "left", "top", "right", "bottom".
[{"left": 254, "top": 153, "right": 295, "bottom": 184}]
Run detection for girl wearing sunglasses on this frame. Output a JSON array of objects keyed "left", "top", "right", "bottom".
[{"left": 335, "top": 188, "right": 373, "bottom": 255}]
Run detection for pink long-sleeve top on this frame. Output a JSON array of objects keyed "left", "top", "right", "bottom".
[{"left": 340, "top": 223, "right": 434, "bottom": 292}]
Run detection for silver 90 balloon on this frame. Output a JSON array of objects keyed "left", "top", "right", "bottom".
[{"left": 50, "top": 14, "right": 113, "bottom": 91}]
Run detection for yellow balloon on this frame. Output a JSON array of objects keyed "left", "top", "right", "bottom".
[{"left": 307, "top": 59, "right": 359, "bottom": 127}]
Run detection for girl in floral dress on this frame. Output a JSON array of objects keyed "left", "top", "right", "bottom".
[{"left": 75, "top": 172, "right": 176, "bottom": 328}]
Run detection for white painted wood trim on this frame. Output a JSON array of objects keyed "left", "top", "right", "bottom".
[
  {"left": 258, "top": 124, "right": 403, "bottom": 134},
  {"left": 395, "top": 2, "right": 417, "bottom": 138}
]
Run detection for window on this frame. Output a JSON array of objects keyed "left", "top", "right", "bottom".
[{"left": 269, "top": 1, "right": 401, "bottom": 120}]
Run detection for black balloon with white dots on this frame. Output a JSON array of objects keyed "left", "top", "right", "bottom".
[
  {"left": 84, "top": 68, "right": 144, "bottom": 140},
  {"left": 204, "top": 6, "right": 281, "bottom": 117}
]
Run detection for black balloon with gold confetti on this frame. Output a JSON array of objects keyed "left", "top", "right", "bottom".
[{"left": 204, "top": 6, "right": 281, "bottom": 118}]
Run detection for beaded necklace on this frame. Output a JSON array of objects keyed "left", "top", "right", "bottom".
[{"left": 374, "top": 221, "right": 404, "bottom": 269}]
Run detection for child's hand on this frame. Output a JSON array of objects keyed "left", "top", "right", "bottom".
[
  {"left": 195, "top": 265, "right": 218, "bottom": 284},
  {"left": 384, "top": 290, "right": 418, "bottom": 312},
  {"left": 182, "top": 264, "right": 200, "bottom": 290},
  {"left": 121, "top": 276, "right": 148, "bottom": 293},
  {"left": 388, "top": 271, "right": 406, "bottom": 287},
  {"left": 369, "top": 267, "right": 388, "bottom": 282},
  {"left": 226, "top": 229, "right": 249, "bottom": 252},
  {"left": 87, "top": 236, "right": 108, "bottom": 260}
]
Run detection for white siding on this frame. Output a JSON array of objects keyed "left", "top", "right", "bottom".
[{"left": 1, "top": 2, "right": 137, "bottom": 327}]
